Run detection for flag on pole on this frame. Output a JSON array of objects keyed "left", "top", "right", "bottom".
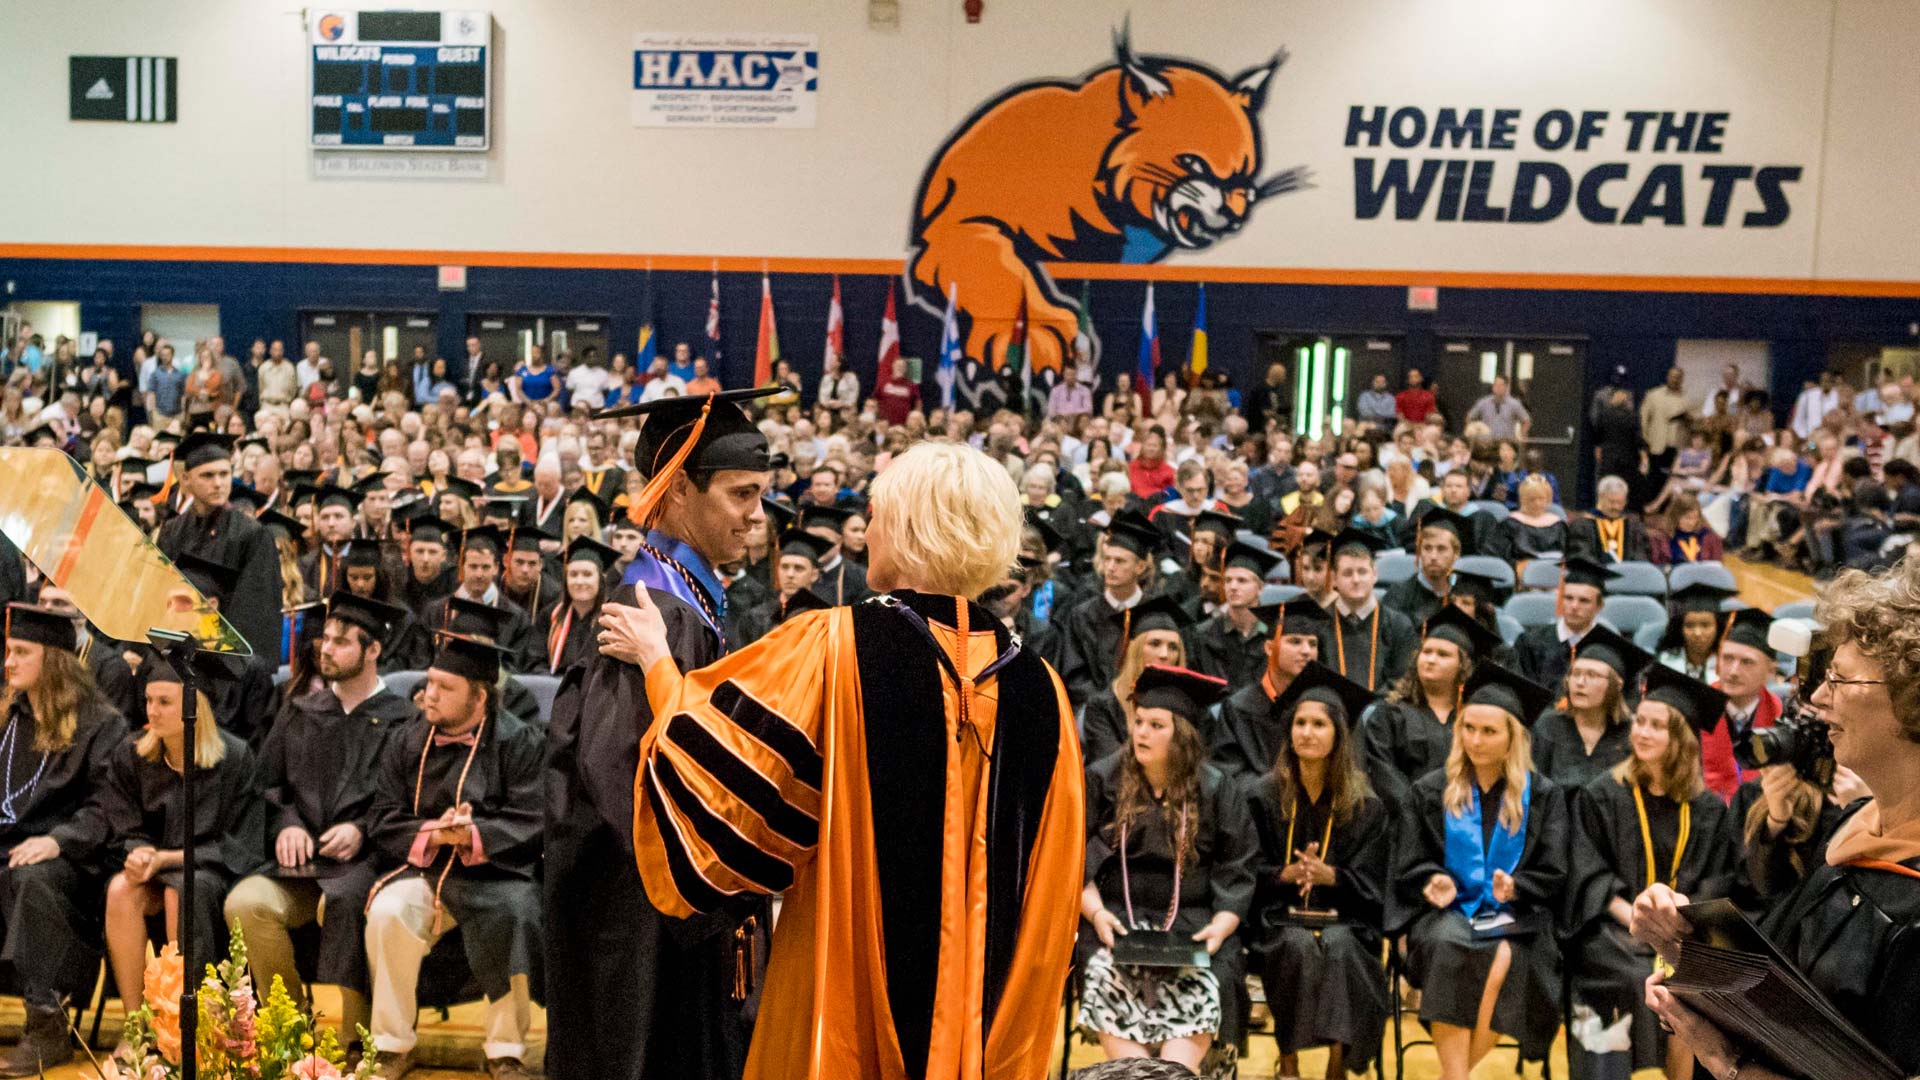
[
  {"left": 1136, "top": 282, "right": 1158, "bottom": 415},
  {"left": 1188, "top": 281, "right": 1209, "bottom": 386},
  {"left": 635, "top": 269, "right": 657, "bottom": 372},
  {"left": 1006, "top": 292, "right": 1030, "bottom": 413},
  {"left": 823, "top": 275, "right": 844, "bottom": 366},
  {"left": 705, "top": 267, "right": 723, "bottom": 367},
  {"left": 753, "top": 272, "right": 780, "bottom": 387},
  {"left": 936, "top": 281, "right": 960, "bottom": 410},
  {"left": 876, "top": 279, "right": 900, "bottom": 377},
  {"left": 1075, "top": 280, "right": 1095, "bottom": 367}
]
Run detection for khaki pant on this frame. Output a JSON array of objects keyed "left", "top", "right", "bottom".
[
  {"left": 364, "top": 877, "right": 530, "bottom": 1060},
  {"left": 224, "top": 875, "right": 371, "bottom": 1039}
]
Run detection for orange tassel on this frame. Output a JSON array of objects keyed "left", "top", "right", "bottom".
[{"left": 626, "top": 400, "right": 714, "bottom": 527}]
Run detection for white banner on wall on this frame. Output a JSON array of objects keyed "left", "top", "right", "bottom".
[{"left": 631, "top": 32, "right": 818, "bottom": 129}]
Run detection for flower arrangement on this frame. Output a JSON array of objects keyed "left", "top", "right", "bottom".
[{"left": 104, "top": 924, "right": 374, "bottom": 1080}]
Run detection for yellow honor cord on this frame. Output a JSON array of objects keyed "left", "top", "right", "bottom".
[{"left": 1632, "top": 782, "right": 1691, "bottom": 889}]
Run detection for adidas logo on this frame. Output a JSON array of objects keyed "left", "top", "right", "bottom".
[{"left": 85, "top": 77, "right": 113, "bottom": 100}]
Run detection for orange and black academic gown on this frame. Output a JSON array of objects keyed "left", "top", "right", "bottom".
[{"left": 633, "top": 591, "right": 1085, "bottom": 1080}]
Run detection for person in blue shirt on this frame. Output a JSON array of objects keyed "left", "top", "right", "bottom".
[
  {"left": 666, "top": 340, "right": 698, "bottom": 384},
  {"left": 510, "top": 345, "right": 558, "bottom": 405}
]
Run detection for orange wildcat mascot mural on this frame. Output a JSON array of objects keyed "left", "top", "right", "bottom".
[{"left": 908, "top": 29, "right": 1309, "bottom": 379}]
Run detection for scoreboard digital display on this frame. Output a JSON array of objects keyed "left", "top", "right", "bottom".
[{"left": 309, "top": 10, "right": 490, "bottom": 151}]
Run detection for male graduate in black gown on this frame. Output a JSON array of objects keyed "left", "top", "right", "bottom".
[
  {"left": 154, "top": 430, "right": 283, "bottom": 665},
  {"left": 1211, "top": 598, "right": 1332, "bottom": 782},
  {"left": 396, "top": 513, "right": 458, "bottom": 616},
  {"left": 1058, "top": 507, "right": 1166, "bottom": 705},
  {"left": 799, "top": 504, "right": 873, "bottom": 606},
  {"left": 1512, "top": 556, "right": 1617, "bottom": 694},
  {"left": 1319, "top": 529, "right": 1417, "bottom": 694},
  {"left": 1382, "top": 506, "right": 1473, "bottom": 632},
  {"left": 1188, "top": 541, "right": 1283, "bottom": 690},
  {"left": 732, "top": 530, "right": 833, "bottom": 647},
  {"left": 543, "top": 387, "right": 779, "bottom": 1080},
  {"left": 404, "top": 527, "right": 539, "bottom": 673}
]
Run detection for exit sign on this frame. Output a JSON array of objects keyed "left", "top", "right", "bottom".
[
  {"left": 438, "top": 265, "right": 468, "bottom": 291},
  {"left": 1407, "top": 286, "right": 1439, "bottom": 311}
]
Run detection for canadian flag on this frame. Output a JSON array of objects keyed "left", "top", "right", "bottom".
[
  {"left": 824, "top": 275, "right": 844, "bottom": 365},
  {"left": 876, "top": 279, "right": 900, "bottom": 377}
]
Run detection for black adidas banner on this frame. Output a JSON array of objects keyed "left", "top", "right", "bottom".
[{"left": 69, "top": 56, "right": 177, "bottom": 123}]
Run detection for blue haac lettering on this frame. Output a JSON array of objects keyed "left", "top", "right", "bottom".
[
  {"left": 1430, "top": 108, "right": 1485, "bottom": 149},
  {"left": 1462, "top": 161, "right": 1507, "bottom": 221},
  {"left": 1745, "top": 166, "right": 1800, "bottom": 227},
  {"left": 1576, "top": 164, "right": 1629, "bottom": 224},
  {"left": 1353, "top": 159, "right": 1442, "bottom": 220},
  {"left": 1345, "top": 105, "right": 1387, "bottom": 147},
  {"left": 1699, "top": 165, "right": 1753, "bottom": 227},
  {"left": 1622, "top": 163, "right": 1686, "bottom": 226},
  {"left": 1434, "top": 160, "right": 1468, "bottom": 220},
  {"left": 1508, "top": 162, "right": 1571, "bottom": 223}
]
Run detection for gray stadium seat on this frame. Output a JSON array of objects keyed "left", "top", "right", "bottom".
[
  {"left": 1668, "top": 560, "right": 1738, "bottom": 594},
  {"left": 1467, "top": 500, "right": 1509, "bottom": 522},
  {"left": 1604, "top": 560, "right": 1668, "bottom": 598},
  {"left": 1600, "top": 595, "right": 1669, "bottom": 637},
  {"left": 1772, "top": 598, "right": 1816, "bottom": 621},
  {"left": 1547, "top": 504, "right": 1568, "bottom": 521},
  {"left": 1633, "top": 621, "right": 1665, "bottom": 652},
  {"left": 384, "top": 670, "right": 427, "bottom": 702},
  {"left": 521, "top": 674, "right": 562, "bottom": 725},
  {"left": 1502, "top": 593, "right": 1558, "bottom": 628},
  {"left": 273, "top": 665, "right": 291, "bottom": 686},
  {"left": 1375, "top": 550, "right": 1418, "bottom": 586},
  {"left": 1454, "top": 555, "right": 1515, "bottom": 591},
  {"left": 1258, "top": 584, "right": 1304, "bottom": 606},
  {"left": 1519, "top": 560, "right": 1563, "bottom": 591},
  {"left": 1496, "top": 613, "right": 1523, "bottom": 645}
]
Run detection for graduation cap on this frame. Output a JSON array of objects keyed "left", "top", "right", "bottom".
[
  {"left": 284, "top": 600, "right": 328, "bottom": 653},
  {"left": 1283, "top": 660, "right": 1376, "bottom": 726},
  {"left": 437, "top": 476, "right": 483, "bottom": 502},
  {"left": 151, "top": 430, "right": 182, "bottom": 450},
  {"left": 226, "top": 486, "right": 266, "bottom": 515},
  {"left": 1289, "top": 526, "right": 1337, "bottom": 562},
  {"left": 256, "top": 508, "right": 307, "bottom": 542},
  {"left": 1222, "top": 541, "right": 1283, "bottom": 579},
  {"left": 172, "top": 551, "right": 232, "bottom": 605},
  {"left": 390, "top": 490, "right": 426, "bottom": 519},
  {"left": 429, "top": 631, "right": 511, "bottom": 683},
  {"left": 778, "top": 530, "right": 836, "bottom": 564},
  {"left": 762, "top": 496, "right": 798, "bottom": 537},
  {"left": 1116, "top": 594, "right": 1194, "bottom": 636},
  {"left": 326, "top": 590, "right": 407, "bottom": 646},
  {"left": 799, "top": 503, "right": 855, "bottom": 534},
  {"left": 567, "top": 486, "right": 611, "bottom": 521},
  {"left": 1104, "top": 508, "right": 1163, "bottom": 560},
  {"left": 118, "top": 480, "right": 163, "bottom": 508},
  {"left": 1190, "top": 507, "right": 1244, "bottom": 541},
  {"left": 1642, "top": 663, "right": 1729, "bottom": 736},
  {"left": 1254, "top": 596, "right": 1333, "bottom": 640},
  {"left": 350, "top": 471, "right": 397, "bottom": 496},
  {"left": 506, "top": 525, "right": 555, "bottom": 554},
  {"left": 775, "top": 588, "right": 830, "bottom": 624},
  {"left": 1449, "top": 568, "right": 1505, "bottom": 605},
  {"left": 1660, "top": 582, "right": 1740, "bottom": 652},
  {"left": 1329, "top": 527, "right": 1390, "bottom": 561},
  {"left": 1722, "top": 607, "right": 1774, "bottom": 656},
  {"left": 343, "top": 541, "right": 390, "bottom": 569},
  {"left": 598, "top": 387, "right": 780, "bottom": 527},
  {"left": 456, "top": 525, "right": 508, "bottom": 561},
  {"left": 1413, "top": 505, "right": 1476, "bottom": 556},
  {"left": 445, "top": 595, "right": 514, "bottom": 640},
  {"left": 313, "top": 486, "right": 363, "bottom": 514},
  {"left": 564, "top": 536, "right": 622, "bottom": 572},
  {"left": 174, "top": 431, "right": 234, "bottom": 471},
  {"left": 1132, "top": 664, "right": 1229, "bottom": 725},
  {"left": 237, "top": 435, "right": 270, "bottom": 455},
  {"left": 1560, "top": 556, "right": 1619, "bottom": 591},
  {"left": 116, "top": 455, "right": 164, "bottom": 479},
  {"left": 1464, "top": 662, "right": 1554, "bottom": 727},
  {"left": 1572, "top": 623, "right": 1654, "bottom": 683},
  {"left": 1422, "top": 604, "right": 1502, "bottom": 658},
  {"left": 403, "top": 513, "right": 454, "bottom": 547},
  {"left": 478, "top": 495, "right": 528, "bottom": 522},
  {"left": 284, "top": 468, "right": 322, "bottom": 488},
  {"left": 1022, "top": 508, "right": 1065, "bottom": 555},
  {"left": 4, "top": 603, "right": 77, "bottom": 653}
]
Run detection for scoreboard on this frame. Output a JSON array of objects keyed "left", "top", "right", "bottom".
[{"left": 309, "top": 9, "right": 491, "bottom": 151}]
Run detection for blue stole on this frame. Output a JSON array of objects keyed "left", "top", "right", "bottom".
[
  {"left": 1442, "top": 775, "right": 1532, "bottom": 918},
  {"left": 1031, "top": 580, "right": 1056, "bottom": 626},
  {"left": 622, "top": 530, "right": 726, "bottom": 639}
]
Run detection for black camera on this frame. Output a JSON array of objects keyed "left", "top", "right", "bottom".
[{"left": 1732, "top": 634, "right": 1836, "bottom": 787}]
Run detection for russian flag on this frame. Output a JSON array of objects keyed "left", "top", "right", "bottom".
[{"left": 1136, "top": 281, "right": 1158, "bottom": 415}]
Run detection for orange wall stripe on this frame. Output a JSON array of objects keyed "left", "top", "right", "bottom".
[{"left": 4, "top": 242, "right": 1920, "bottom": 299}]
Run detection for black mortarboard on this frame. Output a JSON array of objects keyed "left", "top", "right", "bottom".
[
  {"left": 343, "top": 541, "right": 389, "bottom": 569},
  {"left": 237, "top": 435, "right": 270, "bottom": 455},
  {"left": 1022, "top": 508, "right": 1064, "bottom": 554},
  {"left": 288, "top": 482, "right": 322, "bottom": 508},
  {"left": 564, "top": 536, "right": 622, "bottom": 571},
  {"left": 117, "top": 455, "right": 163, "bottom": 477},
  {"left": 799, "top": 503, "right": 855, "bottom": 533},
  {"left": 1642, "top": 664, "right": 1729, "bottom": 736},
  {"left": 1190, "top": 508, "right": 1243, "bottom": 541},
  {"left": 438, "top": 476, "right": 483, "bottom": 502},
  {"left": 173, "top": 551, "right": 232, "bottom": 605},
  {"left": 151, "top": 430, "right": 181, "bottom": 449},
  {"left": 284, "top": 600, "right": 327, "bottom": 652},
  {"left": 1290, "top": 527, "right": 1336, "bottom": 560},
  {"left": 1222, "top": 541, "right": 1283, "bottom": 578},
  {"left": 506, "top": 525, "right": 554, "bottom": 553},
  {"left": 778, "top": 530, "right": 836, "bottom": 563},
  {"left": 1464, "top": 662, "right": 1554, "bottom": 727},
  {"left": 1449, "top": 568, "right": 1503, "bottom": 601},
  {"left": 1255, "top": 597, "right": 1332, "bottom": 639},
  {"left": 1722, "top": 607, "right": 1774, "bottom": 655},
  {"left": 775, "top": 588, "right": 830, "bottom": 624},
  {"left": 285, "top": 468, "right": 322, "bottom": 488},
  {"left": 1132, "top": 664, "right": 1229, "bottom": 725},
  {"left": 404, "top": 513, "right": 454, "bottom": 547},
  {"left": 762, "top": 497, "right": 798, "bottom": 536},
  {"left": 1118, "top": 594, "right": 1194, "bottom": 636},
  {"left": 599, "top": 387, "right": 779, "bottom": 481},
  {"left": 1104, "top": 508, "right": 1163, "bottom": 560},
  {"left": 1422, "top": 604, "right": 1501, "bottom": 657},
  {"left": 429, "top": 631, "right": 510, "bottom": 683},
  {"left": 479, "top": 495, "right": 526, "bottom": 522},
  {"left": 1572, "top": 623, "right": 1653, "bottom": 683},
  {"left": 5, "top": 603, "right": 76, "bottom": 653},
  {"left": 350, "top": 471, "right": 396, "bottom": 495},
  {"left": 1414, "top": 505, "right": 1476, "bottom": 556},
  {"left": 326, "top": 590, "right": 406, "bottom": 646},
  {"left": 314, "top": 486, "right": 363, "bottom": 514},
  {"left": 255, "top": 508, "right": 304, "bottom": 543},
  {"left": 175, "top": 431, "right": 234, "bottom": 471},
  {"left": 445, "top": 596, "right": 513, "bottom": 640},
  {"left": 1559, "top": 556, "right": 1618, "bottom": 590},
  {"left": 1671, "top": 582, "right": 1739, "bottom": 615},
  {"left": 226, "top": 486, "right": 265, "bottom": 514},
  {"left": 567, "top": 486, "right": 611, "bottom": 520},
  {"left": 390, "top": 491, "right": 426, "bottom": 519},
  {"left": 1284, "top": 660, "right": 1376, "bottom": 726},
  {"left": 119, "top": 480, "right": 163, "bottom": 506},
  {"left": 1329, "top": 527, "right": 1389, "bottom": 560},
  {"left": 456, "top": 525, "right": 507, "bottom": 560}
]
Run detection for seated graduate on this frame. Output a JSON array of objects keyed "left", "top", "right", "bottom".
[
  {"left": 1512, "top": 556, "right": 1617, "bottom": 694},
  {"left": 170, "top": 551, "right": 282, "bottom": 750},
  {"left": 798, "top": 503, "right": 874, "bottom": 606},
  {"left": 1564, "top": 665, "right": 1735, "bottom": 1080},
  {"left": 1080, "top": 665, "right": 1256, "bottom": 1071},
  {"left": 1382, "top": 506, "right": 1475, "bottom": 633},
  {"left": 1386, "top": 663, "right": 1569, "bottom": 1078},
  {"left": 1531, "top": 624, "right": 1650, "bottom": 790},
  {"left": 1318, "top": 528, "right": 1417, "bottom": 694},
  {"left": 1444, "top": 568, "right": 1521, "bottom": 670},
  {"left": 1244, "top": 662, "right": 1390, "bottom": 1080},
  {"left": 499, "top": 525, "right": 561, "bottom": 627},
  {"left": 1654, "top": 582, "right": 1734, "bottom": 684},
  {"left": 544, "top": 537, "right": 621, "bottom": 674},
  {"left": 1568, "top": 475, "right": 1652, "bottom": 564},
  {"left": 396, "top": 512, "right": 458, "bottom": 614},
  {"left": 364, "top": 632, "right": 544, "bottom": 1080},
  {"left": 225, "top": 592, "right": 418, "bottom": 1052},
  {"left": 1083, "top": 595, "right": 1194, "bottom": 766},
  {"left": 1357, "top": 606, "right": 1497, "bottom": 814},
  {"left": 0, "top": 603, "right": 130, "bottom": 1077},
  {"left": 1061, "top": 508, "right": 1171, "bottom": 706},
  {"left": 732, "top": 529, "right": 834, "bottom": 648},
  {"left": 100, "top": 656, "right": 259, "bottom": 1022},
  {"left": 1186, "top": 542, "right": 1283, "bottom": 691},
  {"left": 400, "top": 525, "right": 538, "bottom": 671},
  {"left": 1211, "top": 598, "right": 1330, "bottom": 782},
  {"left": 1500, "top": 475, "right": 1570, "bottom": 562}
]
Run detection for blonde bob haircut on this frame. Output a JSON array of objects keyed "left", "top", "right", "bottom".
[{"left": 867, "top": 440, "right": 1022, "bottom": 600}]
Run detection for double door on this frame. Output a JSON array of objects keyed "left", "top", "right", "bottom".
[
  {"left": 297, "top": 311, "right": 438, "bottom": 390},
  {"left": 1255, "top": 331, "right": 1403, "bottom": 440},
  {"left": 1433, "top": 334, "right": 1588, "bottom": 490},
  {"left": 466, "top": 314, "right": 609, "bottom": 379}
]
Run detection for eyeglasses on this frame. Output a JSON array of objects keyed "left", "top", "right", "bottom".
[{"left": 1823, "top": 675, "right": 1886, "bottom": 691}]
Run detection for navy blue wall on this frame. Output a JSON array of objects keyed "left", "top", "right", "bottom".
[{"left": 7, "top": 255, "right": 1918, "bottom": 426}]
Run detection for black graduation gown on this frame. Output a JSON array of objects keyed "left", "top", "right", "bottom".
[
  {"left": 0, "top": 698, "right": 127, "bottom": 997},
  {"left": 1080, "top": 689, "right": 1130, "bottom": 768},
  {"left": 1387, "top": 769, "right": 1568, "bottom": 1059},
  {"left": 1501, "top": 518, "right": 1570, "bottom": 560},
  {"left": 501, "top": 576, "right": 561, "bottom": 630},
  {"left": 1562, "top": 775, "right": 1734, "bottom": 1077},
  {"left": 1080, "top": 751, "right": 1258, "bottom": 1046},
  {"left": 1568, "top": 515, "right": 1652, "bottom": 564},
  {"left": 1058, "top": 594, "right": 1133, "bottom": 706},
  {"left": 543, "top": 602, "right": 600, "bottom": 674},
  {"left": 209, "top": 654, "right": 282, "bottom": 750},
  {"left": 396, "top": 594, "right": 538, "bottom": 674},
  {"left": 1355, "top": 699, "right": 1454, "bottom": 816},
  {"left": 398, "top": 565, "right": 456, "bottom": 615},
  {"left": 1245, "top": 777, "right": 1389, "bottom": 1067},
  {"left": 1530, "top": 710, "right": 1633, "bottom": 791},
  {"left": 157, "top": 505, "right": 284, "bottom": 666},
  {"left": 98, "top": 730, "right": 261, "bottom": 975},
  {"left": 366, "top": 709, "right": 544, "bottom": 1001},
  {"left": 85, "top": 635, "right": 141, "bottom": 729},
  {"left": 1187, "top": 614, "right": 1268, "bottom": 692},
  {"left": 810, "top": 558, "right": 873, "bottom": 606},
  {"left": 249, "top": 685, "right": 415, "bottom": 993},
  {"left": 542, "top": 578, "right": 760, "bottom": 1080},
  {"left": 1727, "top": 778, "right": 1847, "bottom": 911},
  {"left": 732, "top": 591, "right": 810, "bottom": 649},
  {"left": 1318, "top": 604, "right": 1416, "bottom": 696},
  {"left": 723, "top": 573, "right": 772, "bottom": 646},
  {"left": 1210, "top": 679, "right": 1288, "bottom": 783},
  {"left": 1381, "top": 575, "right": 1449, "bottom": 636},
  {"left": 1513, "top": 625, "right": 1577, "bottom": 692},
  {"left": 1468, "top": 510, "right": 1513, "bottom": 563}
]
